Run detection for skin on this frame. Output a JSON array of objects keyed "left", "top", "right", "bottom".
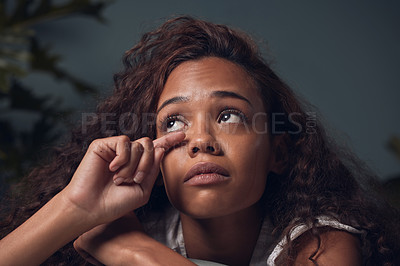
[
  {"left": 157, "top": 57, "right": 278, "bottom": 218},
  {"left": 292, "top": 230, "right": 362, "bottom": 266},
  {"left": 0, "top": 56, "right": 362, "bottom": 266},
  {"left": 74, "top": 213, "right": 195, "bottom": 266},
  {"left": 0, "top": 132, "right": 186, "bottom": 265},
  {"left": 156, "top": 57, "right": 280, "bottom": 265}
]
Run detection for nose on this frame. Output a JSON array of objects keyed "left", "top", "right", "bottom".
[
  {"left": 188, "top": 139, "right": 221, "bottom": 157},
  {"left": 186, "top": 118, "right": 222, "bottom": 158}
]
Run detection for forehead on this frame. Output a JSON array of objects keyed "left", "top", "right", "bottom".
[{"left": 158, "top": 57, "right": 263, "bottom": 108}]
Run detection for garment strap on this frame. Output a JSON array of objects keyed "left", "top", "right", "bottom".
[{"left": 266, "top": 216, "right": 364, "bottom": 265}]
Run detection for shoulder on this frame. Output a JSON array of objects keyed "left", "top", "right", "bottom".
[{"left": 293, "top": 229, "right": 362, "bottom": 265}]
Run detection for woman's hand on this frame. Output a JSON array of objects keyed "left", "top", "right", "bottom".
[
  {"left": 61, "top": 132, "right": 185, "bottom": 227},
  {"left": 0, "top": 132, "right": 184, "bottom": 266}
]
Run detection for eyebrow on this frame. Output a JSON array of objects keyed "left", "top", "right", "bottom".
[
  {"left": 157, "top": 96, "right": 189, "bottom": 113},
  {"left": 157, "top": 90, "right": 252, "bottom": 113},
  {"left": 211, "top": 91, "right": 252, "bottom": 106}
]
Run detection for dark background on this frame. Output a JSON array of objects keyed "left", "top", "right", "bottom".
[{"left": 1, "top": 1, "right": 399, "bottom": 197}]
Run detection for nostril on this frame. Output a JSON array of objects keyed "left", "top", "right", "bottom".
[
  {"left": 206, "top": 146, "right": 215, "bottom": 152},
  {"left": 192, "top": 147, "right": 200, "bottom": 153}
]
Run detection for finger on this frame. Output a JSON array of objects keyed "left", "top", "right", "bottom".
[
  {"left": 108, "top": 135, "right": 132, "bottom": 172},
  {"left": 153, "top": 132, "right": 186, "bottom": 150},
  {"left": 140, "top": 146, "right": 164, "bottom": 188},
  {"left": 114, "top": 133, "right": 185, "bottom": 186},
  {"left": 131, "top": 137, "right": 155, "bottom": 184},
  {"left": 139, "top": 133, "right": 185, "bottom": 189},
  {"left": 139, "top": 150, "right": 161, "bottom": 191},
  {"left": 113, "top": 141, "right": 144, "bottom": 185},
  {"left": 89, "top": 136, "right": 130, "bottom": 166}
]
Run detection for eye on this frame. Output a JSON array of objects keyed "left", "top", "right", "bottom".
[
  {"left": 164, "top": 115, "right": 187, "bottom": 133},
  {"left": 218, "top": 109, "right": 246, "bottom": 124}
]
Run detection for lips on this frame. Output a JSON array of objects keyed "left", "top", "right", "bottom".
[{"left": 184, "top": 162, "right": 230, "bottom": 185}]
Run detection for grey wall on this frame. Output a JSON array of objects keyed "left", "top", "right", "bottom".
[{"left": 25, "top": 0, "right": 400, "bottom": 180}]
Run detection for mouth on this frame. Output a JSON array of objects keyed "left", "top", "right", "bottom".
[{"left": 184, "top": 162, "right": 230, "bottom": 186}]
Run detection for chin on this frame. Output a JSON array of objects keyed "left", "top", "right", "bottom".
[
  {"left": 170, "top": 194, "right": 246, "bottom": 219},
  {"left": 179, "top": 207, "right": 234, "bottom": 219}
]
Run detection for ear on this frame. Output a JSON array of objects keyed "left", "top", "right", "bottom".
[{"left": 270, "top": 134, "right": 288, "bottom": 175}]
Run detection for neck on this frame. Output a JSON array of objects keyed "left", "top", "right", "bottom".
[{"left": 180, "top": 204, "right": 263, "bottom": 266}]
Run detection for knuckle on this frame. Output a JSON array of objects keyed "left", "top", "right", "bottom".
[
  {"left": 88, "top": 138, "right": 103, "bottom": 151},
  {"left": 90, "top": 138, "right": 101, "bottom": 146},
  {"left": 118, "top": 135, "right": 130, "bottom": 142},
  {"left": 73, "top": 239, "right": 81, "bottom": 250},
  {"left": 132, "top": 141, "right": 144, "bottom": 153},
  {"left": 141, "top": 137, "right": 152, "bottom": 143},
  {"left": 141, "top": 137, "right": 154, "bottom": 152}
]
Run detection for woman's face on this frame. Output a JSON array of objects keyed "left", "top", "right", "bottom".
[{"left": 156, "top": 57, "right": 278, "bottom": 218}]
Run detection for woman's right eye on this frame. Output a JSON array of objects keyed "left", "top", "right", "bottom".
[{"left": 165, "top": 117, "right": 186, "bottom": 133}]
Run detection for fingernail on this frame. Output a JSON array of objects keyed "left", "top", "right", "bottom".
[
  {"left": 113, "top": 177, "right": 124, "bottom": 185},
  {"left": 133, "top": 171, "right": 145, "bottom": 183},
  {"left": 110, "top": 165, "right": 118, "bottom": 172}
]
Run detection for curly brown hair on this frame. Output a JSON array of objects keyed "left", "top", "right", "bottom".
[{"left": 1, "top": 16, "right": 399, "bottom": 265}]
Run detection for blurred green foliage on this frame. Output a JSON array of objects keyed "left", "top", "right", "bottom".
[{"left": 0, "top": 0, "right": 111, "bottom": 188}]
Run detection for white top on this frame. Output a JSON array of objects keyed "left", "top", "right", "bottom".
[{"left": 139, "top": 205, "right": 363, "bottom": 266}]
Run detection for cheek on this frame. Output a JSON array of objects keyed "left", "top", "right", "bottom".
[
  {"left": 229, "top": 132, "right": 271, "bottom": 167},
  {"left": 229, "top": 133, "right": 271, "bottom": 186}
]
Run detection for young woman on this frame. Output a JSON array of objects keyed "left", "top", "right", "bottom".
[{"left": 0, "top": 16, "right": 399, "bottom": 265}]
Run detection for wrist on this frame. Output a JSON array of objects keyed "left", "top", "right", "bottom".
[{"left": 56, "top": 190, "right": 100, "bottom": 230}]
